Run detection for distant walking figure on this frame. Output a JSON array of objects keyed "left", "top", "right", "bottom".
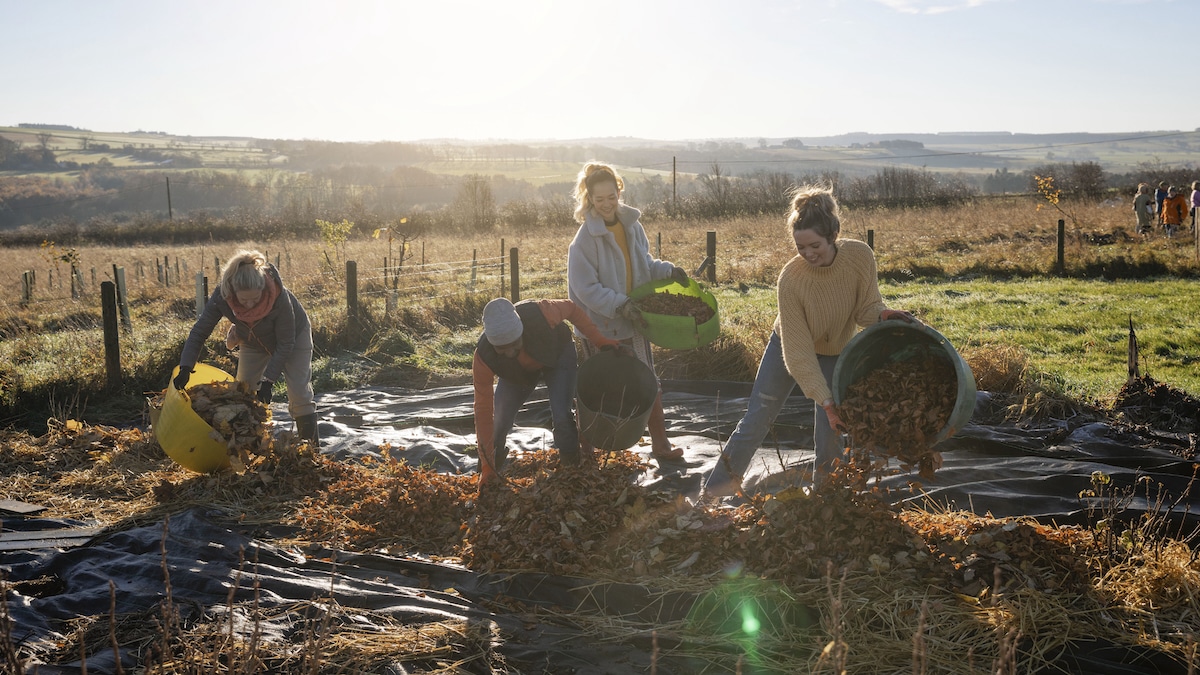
[
  {"left": 1191, "top": 181, "right": 1200, "bottom": 233},
  {"left": 1133, "top": 183, "right": 1154, "bottom": 236}
]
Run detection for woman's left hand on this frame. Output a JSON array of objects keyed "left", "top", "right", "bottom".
[{"left": 881, "top": 309, "right": 919, "bottom": 324}]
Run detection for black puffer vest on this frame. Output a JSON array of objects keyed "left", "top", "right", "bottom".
[{"left": 476, "top": 300, "right": 571, "bottom": 386}]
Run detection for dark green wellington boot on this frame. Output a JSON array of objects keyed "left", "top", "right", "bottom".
[{"left": 295, "top": 413, "right": 319, "bottom": 445}]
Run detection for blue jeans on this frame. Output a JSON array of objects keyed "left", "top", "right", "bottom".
[
  {"left": 492, "top": 343, "right": 580, "bottom": 469},
  {"left": 703, "top": 331, "right": 841, "bottom": 495}
]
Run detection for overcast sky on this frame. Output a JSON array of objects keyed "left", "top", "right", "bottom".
[{"left": 3, "top": 0, "right": 1195, "bottom": 142}]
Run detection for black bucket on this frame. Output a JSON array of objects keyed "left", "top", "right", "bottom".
[
  {"left": 832, "top": 321, "right": 976, "bottom": 443},
  {"left": 576, "top": 350, "right": 659, "bottom": 451}
]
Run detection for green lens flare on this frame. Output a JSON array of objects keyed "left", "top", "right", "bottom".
[{"left": 740, "top": 602, "right": 761, "bottom": 636}]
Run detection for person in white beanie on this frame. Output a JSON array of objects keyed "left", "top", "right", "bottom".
[{"left": 473, "top": 297, "right": 619, "bottom": 484}]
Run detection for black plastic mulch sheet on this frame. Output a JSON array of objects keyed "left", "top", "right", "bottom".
[{"left": 3, "top": 382, "right": 1196, "bottom": 674}]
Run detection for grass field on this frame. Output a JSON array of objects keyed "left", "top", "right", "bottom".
[{"left": 1, "top": 192, "right": 1198, "bottom": 431}]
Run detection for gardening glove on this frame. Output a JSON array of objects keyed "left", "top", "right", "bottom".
[
  {"left": 256, "top": 380, "right": 274, "bottom": 404},
  {"left": 172, "top": 367, "right": 192, "bottom": 391},
  {"left": 821, "top": 401, "right": 848, "bottom": 434},
  {"left": 617, "top": 299, "right": 648, "bottom": 329},
  {"left": 880, "top": 308, "right": 918, "bottom": 324},
  {"left": 670, "top": 265, "right": 689, "bottom": 285}
]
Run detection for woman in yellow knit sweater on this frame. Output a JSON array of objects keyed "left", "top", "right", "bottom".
[{"left": 703, "top": 185, "right": 918, "bottom": 498}]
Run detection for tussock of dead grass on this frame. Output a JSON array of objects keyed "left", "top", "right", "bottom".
[{"left": 962, "top": 343, "right": 1031, "bottom": 395}]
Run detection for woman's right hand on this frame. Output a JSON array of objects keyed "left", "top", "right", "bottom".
[
  {"left": 618, "top": 299, "right": 648, "bottom": 329},
  {"left": 821, "top": 401, "right": 848, "bottom": 433},
  {"left": 881, "top": 308, "right": 919, "bottom": 324}
]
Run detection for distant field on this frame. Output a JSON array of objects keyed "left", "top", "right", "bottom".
[{"left": 5, "top": 126, "right": 1199, "bottom": 183}]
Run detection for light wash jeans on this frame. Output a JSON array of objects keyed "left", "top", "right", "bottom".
[
  {"left": 703, "top": 331, "right": 842, "bottom": 495},
  {"left": 492, "top": 343, "right": 580, "bottom": 469},
  {"left": 236, "top": 326, "right": 316, "bottom": 418}
]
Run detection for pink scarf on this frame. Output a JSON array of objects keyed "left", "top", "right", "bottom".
[{"left": 229, "top": 273, "right": 280, "bottom": 325}]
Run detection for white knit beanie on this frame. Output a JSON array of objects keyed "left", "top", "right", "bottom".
[{"left": 482, "top": 298, "right": 523, "bottom": 345}]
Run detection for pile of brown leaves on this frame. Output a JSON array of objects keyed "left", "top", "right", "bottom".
[
  {"left": 839, "top": 356, "right": 957, "bottom": 479},
  {"left": 187, "top": 381, "right": 272, "bottom": 462},
  {"left": 904, "top": 509, "right": 1095, "bottom": 598},
  {"left": 463, "top": 449, "right": 664, "bottom": 576},
  {"left": 294, "top": 449, "right": 477, "bottom": 556},
  {"left": 635, "top": 293, "right": 715, "bottom": 324},
  {"left": 603, "top": 473, "right": 923, "bottom": 585}
]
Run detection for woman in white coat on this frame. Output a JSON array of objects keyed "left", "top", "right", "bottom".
[{"left": 567, "top": 162, "right": 689, "bottom": 461}]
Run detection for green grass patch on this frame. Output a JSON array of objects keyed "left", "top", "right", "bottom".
[{"left": 882, "top": 277, "right": 1200, "bottom": 400}]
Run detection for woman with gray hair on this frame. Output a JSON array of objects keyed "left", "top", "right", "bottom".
[{"left": 173, "top": 250, "right": 317, "bottom": 443}]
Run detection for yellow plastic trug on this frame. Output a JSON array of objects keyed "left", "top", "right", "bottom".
[{"left": 154, "top": 363, "right": 236, "bottom": 473}]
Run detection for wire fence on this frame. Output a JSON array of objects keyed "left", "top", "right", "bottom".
[{"left": 0, "top": 248, "right": 571, "bottom": 332}]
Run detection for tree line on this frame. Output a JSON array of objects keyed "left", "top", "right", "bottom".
[{"left": 0, "top": 154, "right": 1193, "bottom": 245}]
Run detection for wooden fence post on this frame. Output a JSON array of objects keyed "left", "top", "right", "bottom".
[
  {"left": 1056, "top": 219, "right": 1066, "bottom": 275},
  {"left": 101, "top": 281, "right": 121, "bottom": 390},
  {"left": 21, "top": 271, "right": 32, "bottom": 306},
  {"left": 706, "top": 231, "right": 717, "bottom": 283},
  {"left": 195, "top": 273, "right": 206, "bottom": 318},
  {"left": 113, "top": 265, "right": 131, "bottom": 334},
  {"left": 867, "top": 229, "right": 875, "bottom": 249},
  {"left": 499, "top": 238, "right": 506, "bottom": 298},
  {"left": 470, "top": 249, "right": 478, "bottom": 291},
  {"left": 346, "top": 260, "right": 358, "bottom": 322},
  {"left": 656, "top": 232, "right": 662, "bottom": 260},
  {"left": 510, "top": 247, "right": 519, "bottom": 302}
]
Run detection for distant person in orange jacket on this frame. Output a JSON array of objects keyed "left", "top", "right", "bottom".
[
  {"left": 472, "top": 297, "right": 619, "bottom": 484},
  {"left": 1161, "top": 186, "right": 1189, "bottom": 238}
]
